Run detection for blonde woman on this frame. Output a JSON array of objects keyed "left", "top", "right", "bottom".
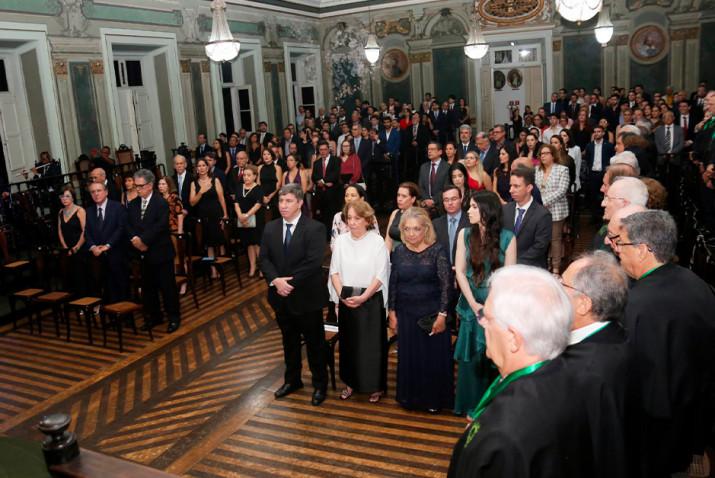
[{"left": 463, "top": 151, "right": 492, "bottom": 193}]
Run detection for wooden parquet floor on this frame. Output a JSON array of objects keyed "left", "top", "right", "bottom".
[{"left": 0, "top": 268, "right": 465, "bottom": 477}]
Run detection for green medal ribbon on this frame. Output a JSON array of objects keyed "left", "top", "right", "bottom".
[
  {"left": 704, "top": 117, "right": 715, "bottom": 140},
  {"left": 638, "top": 264, "right": 663, "bottom": 280},
  {"left": 464, "top": 360, "right": 550, "bottom": 448}
]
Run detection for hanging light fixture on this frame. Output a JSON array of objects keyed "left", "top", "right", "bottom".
[
  {"left": 364, "top": 8, "right": 380, "bottom": 65},
  {"left": 555, "top": 0, "right": 603, "bottom": 24},
  {"left": 205, "top": 0, "right": 240, "bottom": 63},
  {"left": 594, "top": 6, "right": 614, "bottom": 46},
  {"left": 464, "top": 18, "right": 488, "bottom": 60}
]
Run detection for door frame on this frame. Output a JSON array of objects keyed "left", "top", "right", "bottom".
[{"left": 283, "top": 42, "right": 323, "bottom": 128}]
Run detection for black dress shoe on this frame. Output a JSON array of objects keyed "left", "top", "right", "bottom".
[
  {"left": 167, "top": 321, "right": 180, "bottom": 333},
  {"left": 274, "top": 382, "right": 303, "bottom": 398},
  {"left": 311, "top": 389, "right": 327, "bottom": 406}
]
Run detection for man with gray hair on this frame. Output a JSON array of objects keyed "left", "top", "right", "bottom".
[
  {"left": 127, "top": 169, "right": 181, "bottom": 333},
  {"left": 609, "top": 151, "right": 640, "bottom": 175},
  {"left": 449, "top": 265, "right": 597, "bottom": 477},
  {"left": 593, "top": 178, "right": 648, "bottom": 251},
  {"left": 560, "top": 251, "right": 630, "bottom": 477},
  {"left": 457, "top": 124, "right": 477, "bottom": 160},
  {"left": 475, "top": 131, "right": 499, "bottom": 175},
  {"left": 614, "top": 210, "right": 715, "bottom": 477}
]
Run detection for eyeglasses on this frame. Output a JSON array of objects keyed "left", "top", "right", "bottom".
[
  {"left": 603, "top": 195, "right": 626, "bottom": 203},
  {"left": 134, "top": 182, "right": 150, "bottom": 189},
  {"left": 559, "top": 278, "right": 585, "bottom": 295}
]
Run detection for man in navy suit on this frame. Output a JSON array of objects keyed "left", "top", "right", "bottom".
[
  {"left": 432, "top": 101, "right": 452, "bottom": 146},
  {"left": 127, "top": 169, "right": 181, "bottom": 333},
  {"left": 379, "top": 116, "right": 401, "bottom": 184},
  {"left": 195, "top": 133, "right": 210, "bottom": 161},
  {"left": 311, "top": 141, "right": 341, "bottom": 236},
  {"left": 351, "top": 124, "right": 371, "bottom": 181},
  {"left": 543, "top": 92, "right": 564, "bottom": 116},
  {"left": 457, "top": 125, "right": 478, "bottom": 160},
  {"left": 85, "top": 181, "right": 128, "bottom": 303},
  {"left": 419, "top": 142, "right": 450, "bottom": 216},
  {"left": 583, "top": 124, "right": 615, "bottom": 221},
  {"left": 280, "top": 127, "right": 298, "bottom": 158},
  {"left": 433, "top": 185, "right": 470, "bottom": 265},
  {"left": 173, "top": 155, "right": 191, "bottom": 208}
]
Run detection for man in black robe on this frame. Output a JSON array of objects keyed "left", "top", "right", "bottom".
[
  {"left": 560, "top": 251, "right": 630, "bottom": 478},
  {"left": 614, "top": 210, "right": 715, "bottom": 477},
  {"left": 449, "top": 265, "right": 595, "bottom": 478}
]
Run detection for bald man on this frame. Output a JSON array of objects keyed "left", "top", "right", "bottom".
[{"left": 89, "top": 167, "right": 120, "bottom": 202}]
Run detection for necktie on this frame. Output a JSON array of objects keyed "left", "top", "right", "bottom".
[
  {"left": 463, "top": 145, "right": 468, "bottom": 156},
  {"left": 480, "top": 150, "right": 486, "bottom": 162},
  {"left": 355, "top": 138, "right": 360, "bottom": 151},
  {"left": 178, "top": 174, "right": 183, "bottom": 197},
  {"left": 238, "top": 168, "right": 243, "bottom": 180},
  {"left": 448, "top": 217, "right": 457, "bottom": 262},
  {"left": 323, "top": 157, "right": 328, "bottom": 177},
  {"left": 284, "top": 223, "right": 293, "bottom": 256},
  {"left": 141, "top": 198, "right": 148, "bottom": 219},
  {"left": 665, "top": 126, "right": 671, "bottom": 153},
  {"left": 97, "top": 207, "right": 104, "bottom": 225},
  {"left": 429, "top": 162, "right": 437, "bottom": 197},
  {"left": 514, "top": 208, "right": 525, "bottom": 234},
  {"left": 551, "top": 102, "right": 555, "bottom": 112},
  {"left": 683, "top": 117, "right": 688, "bottom": 140}
]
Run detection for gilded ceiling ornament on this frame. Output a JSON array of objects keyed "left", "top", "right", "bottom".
[{"left": 476, "top": 0, "right": 545, "bottom": 25}]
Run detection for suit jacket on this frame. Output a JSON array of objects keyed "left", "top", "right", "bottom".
[
  {"left": 675, "top": 114, "right": 696, "bottom": 141},
  {"left": 566, "top": 102, "right": 580, "bottom": 120},
  {"left": 127, "top": 194, "right": 174, "bottom": 264},
  {"left": 418, "top": 160, "right": 450, "bottom": 207},
  {"left": 502, "top": 200, "right": 552, "bottom": 269},
  {"left": 584, "top": 141, "right": 615, "bottom": 173},
  {"left": 379, "top": 128, "right": 401, "bottom": 156},
  {"left": 196, "top": 143, "right": 211, "bottom": 159},
  {"left": 281, "top": 136, "right": 298, "bottom": 157},
  {"left": 654, "top": 124, "right": 684, "bottom": 155},
  {"left": 586, "top": 103, "right": 603, "bottom": 123},
  {"left": 259, "top": 215, "right": 328, "bottom": 314},
  {"left": 457, "top": 141, "right": 478, "bottom": 160},
  {"left": 431, "top": 110, "right": 450, "bottom": 138},
  {"left": 85, "top": 200, "right": 127, "bottom": 263},
  {"left": 543, "top": 101, "right": 564, "bottom": 116},
  {"left": 259, "top": 132, "right": 274, "bottom": 148},
  {"left": 353, "top": 137, "right": 372, "bottom": 174},
  {"left": 173, "top": 172, "right": 192, "bottom": 209},
  {"left": 480, "top": 144, "right": 501, "bottom": 176},
  {"left": 433, "top": 211, "right": 470, "bottom": 263}
]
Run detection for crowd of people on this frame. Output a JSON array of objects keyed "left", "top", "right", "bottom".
[{"left": 2, "top": 80, "right": 715, "bottom": 477}]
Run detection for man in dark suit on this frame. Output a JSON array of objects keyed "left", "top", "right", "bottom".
[
  {"left": 226, "top": 135, "right": 240, "bottom": 170},
  {"left": 205, "top": 152, "right": 227, "bottom": 186},
  {"left": 89, "top": 167, "right": 121, "bottom": 202},
  {"left": 501, "top": 166, "right": 552, "bottom": 268},
  {"left": 258, "top": 121, "right": 274, "bottom": 147},
  {"left": 196, "top": 133, "right": 210, "bottom": 159},
  {"left": 676, "top": 100, "right": 696, "bottom": 148},
  {"left": 85, "top": 181, "right": 129, "bottom": 303},
  {"left": 583, "top": 124, "right": 615, "bottom": 220},
  {"left": 173, "top": 154, "right": 191, "bottom": 209},
  {"left": 311, "top": 141, "right": 341, "bottom": 236},
  {"left": 433, "top": 185, "right": 470, "bottom": 265},
  {"left": 259, "top": 184, "right": 328, "bottom": 406},
  {"left": 475, "top": 132, "right": 499, "bottom": 176},
  {"left": 586, "top": 94, "right": 603, "bottom": 124},
  {"left": 457, "top": 125, "right": 478, "bottom": 160},
  {"left": 352, "top": 124, "right": 371, "bottom": 180},
  {"left": 127, "top": 169, "right": 181, "bottom": 333},
  {"left": 543, "top": 92, "right": 564, "bottom": 116},
  {"left": 419, "top": 141, "right": 450, "bottom": 216},
  {"left": 403, "top": 112, "right": 431, "bottom": 181},
  {"left": 379, "top": 116, "right": 402, "bottom": 184},
  {"left": 368, "top": 129, "right": 389, "bottom": 211},
  {"left": 654, "top": 111, "right": 684, "bottom": 169},
  {"left": 280, "top": 127, "right": 298, "bottom": 158},
  {"left": 227, "top": 151, "right": 249, "bottom": 201}
]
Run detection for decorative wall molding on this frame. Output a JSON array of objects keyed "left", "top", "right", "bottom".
[
  {"left": 197, "top": 14, "right": 265, "bottom": 36},
  {"left": 476, "top": 0, "right": 548, "bottom": 25},
  {"left": 613, "top": 34, "right": 629, "bottom": 46},
  {"left": 0, "top": 0, "right": 62, "bottom": 16},
  {"left": 409, "top": 51, "right": 432, "bottom": 63},
  {"left": 670, "top": 27, "right": 699, "bottom": 40},
  {"left": 552, "top": 39, "right": 561, "bottom": 52},
  {"left": 375, "top": 18, "right": 411, "bottom": 38},
  {"left": 180, "top": 59, "right": 191, "bottom": 74},
  {"left": 81, "top": 1, "right": 183, "bottom": 27},
  {"left": 54, "top": 59, "right": 68, "bottom": 76},
  {"left": 89, "top": 59, "right": 104, "bottom": 74},
  {"left": 201, "top": 61, "right": 211, "bottom": 73}
]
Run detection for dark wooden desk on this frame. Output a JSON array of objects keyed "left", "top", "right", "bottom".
[{"left": 50, "top": 448, "right": 178, "bottom": 478}]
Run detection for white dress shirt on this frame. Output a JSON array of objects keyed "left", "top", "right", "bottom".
[{"left": 568, "top": 321, "right": 609, "bottom": 346}]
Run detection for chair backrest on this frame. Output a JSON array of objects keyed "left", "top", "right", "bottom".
[
  {"left": 76, "top": 157, "right": 92, "bottom": 173},
  {"left": 116, "top": 148, "right": 134, "bottom": 166}
]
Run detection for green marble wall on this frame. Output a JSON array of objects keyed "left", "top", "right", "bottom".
[
  {"left": 190, "top": 62, "right": 207, "bottom": 137},
  {"left": 700, "top": 22, "right": 715, "bottom": 85},
  {"left": 270, "top": 64, "right": 283, "bottom": 129},
  {"left": 81, "top": 0, "right": 182, "bottom": 26},
  {"left": 432, "top": 46, "right": 466, "bottom": 102},
  {"left": 563, "top": 34, "right": 602, "bottom": 91},
  {"left": 382, "top": 77, "right": 411, "bottom": 104},
  {"left": 21, "top": 50, "right": 50, "bottom": 156},
  {"left": 154, "top": 53, "right": 176, "bottom": 160},
  {"left": 0, "top": 0, "right": 61, "bottom": 16},
  {"left": 70, "top": 62, "right": 101, "bottom": 155},
  {"left": 630, "top": 58, "right": 668, "bottom": 93}
]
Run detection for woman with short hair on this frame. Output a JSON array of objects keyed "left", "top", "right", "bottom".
[{"left": 536, "top": 144, "right": 570, "bottom": 275}]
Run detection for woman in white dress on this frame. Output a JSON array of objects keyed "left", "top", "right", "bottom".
[
  {"left": 329, "top": 200, "right": 390, "bottom": 403},
  {"left": 329, "top": 184, "right": 379, "bottom": 251}
]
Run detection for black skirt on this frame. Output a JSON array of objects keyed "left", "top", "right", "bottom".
[{"left": 338, "top": 291, "right": 388, "bottom": 393}]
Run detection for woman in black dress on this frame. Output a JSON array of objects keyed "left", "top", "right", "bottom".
[
  {"left": 212, "top": 138, "right": 230, "bottom": 173},
  {"left": 492, "top": 146, "right": 517, "bottom": 204},
  {"left": 384, "top": 182, "right": 420, "bottom": 252},
  {"left": 247, "top": 133, "right": 262, "bottom": 165},
  {"left": 57, "top": 185, "right": 87, "bottom": 295},
  {"left": 190, "top": 158, "right": 228, "bottom": 278},
  {"left": 388, "top": 206, "right": 453, "bottom": 413},
  {"left": 233, "top": 165, "right": 263, "bottom": 278},
  {"left": 257, "top": 149, "right": 283, "bottom": 223}
]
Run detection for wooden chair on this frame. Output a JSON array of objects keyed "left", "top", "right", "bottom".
[
  {"left": 67, "top": 297, "right": 102, "bottom": 345},
  {"left": 222, "top": 220, "right": 245, "bottom": 288},
  {"left": 101, "top": 301, "right": 152, "bottom": 353},
  {"left": 175, "top": 232, "right": 199, "bottom": 309},
  {"left": 190, "top": 219, "right": 234, "bottom": 296},
  {"left": 10, "top": 288, "right": 43, "bottom": 331},
  {"left": 34, "top": 291, "right": 73, "bottom": 340}
]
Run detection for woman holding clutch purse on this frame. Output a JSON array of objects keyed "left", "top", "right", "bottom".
[
  {"left": 453, "top": 190, "right": 516, "bottom": 416},
  {"left": 329, "top": 200, "right": 390, "bottom": 403},
  {"left": 233, "top": 165, "right": 264, "bottom": 277},
  {"left": 388, "top": 207, "right": 453, "bottom": 413}
]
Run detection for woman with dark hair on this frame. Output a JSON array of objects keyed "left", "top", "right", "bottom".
[
  {"left": 121, "top": 173, "right": 138, "bottom": 207},
  {"left": 385, "top": 182, "right": 420, "bottom": 252},
  {"left": 338, "top": 139, "right": 362, "bottom": 186},
  {"left": 514, "top": 129, "right": 527, "bottom": 154},
  {"left": 247, "top": 133, "right": 262, "bottom": 165},
  {"left": 453, "top": 190, "right": 516, "bottom": 415},
  {"left": 570, "top": 109, "right": 593, "bottom": 151},
  {"left": 549, "top": 134, "right": 576, "bottom": 187},
  {"left": 536, "top": 144, "right": 570, "bottom": 275},
  {"left": 190, "top": 157, "right": 228, "bottom": 277},
  {"left": 57, "top": 184, "right": 87, "bottom": 294},
  {"left": 212, "top": 138, "right": 230, "bottom": 172},
  {"left": 598, "top": 118, "right": 615, "bottom": 143},
  {"left": 282, "top": 154, "right": 312, "bottom": 217},
  {"left": 459, "top": 98, "right": 471, "bottom": 126},
  {"left": 520, "top": 132, "right": 541, "bottom": 166},
  {"left": 444, "top": 142, "right": 459, "bottom": 165},
  {"left": 560, "top": 129, "right": 582, "bottom": 191},
  {"left": 257, "top": 148, "right": 283, "bottom": 220},
  {"left": 449, "top": 162, "right": 470, "bottom": 211},
  {"left": 492, "top": 146, "right": 517, "bottom": 204},
  {"left": 511, "top": 107, "right": 523, "bottom": 137}
]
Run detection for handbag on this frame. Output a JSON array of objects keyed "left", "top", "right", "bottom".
[
  {"left": 340, "top": 286, "right": 366, "bottom": 300},
  {"left": 237, "top": 214, "right": 256, "bottom": 228},
  {"left": 417, "top": 312, "right": 451, "bottom": 334},
  {"left": 351, "top": 155, "right": 368, "bottom": 191}
]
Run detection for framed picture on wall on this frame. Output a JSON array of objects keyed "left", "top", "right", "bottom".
[
  {"left": 381, "top": 49, "right": 410, "bottom": 82},
  {"left": 507, "top": 69, "right": 523, "bottom": 89},
  {"left": 494, "top": 70, "right": 506, "bottom": 90},
  {"left": 630, "top": 24, "right": 669, "bottom": 64},
  {"left": 494, "top": 49, "right": 512, "bottom": 65}
]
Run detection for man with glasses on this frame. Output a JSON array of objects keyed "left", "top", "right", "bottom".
[
  {"left": 615, "top": 210, "right": 715, "bottom": 477},
  {"left": 594, "top": 177, "right": 648, "bottom": 251},
  {"left": 418, "top": 142, "right": 450, "bottom": 216},
  {"left": 560, "top": 251, "right": 630, "bottom": 478},
  {"left": 127, "top": 169, "right": 181, "bottom": 333},
  {"left": 89, "top": 167, "right": 120, "bottom": 202}
]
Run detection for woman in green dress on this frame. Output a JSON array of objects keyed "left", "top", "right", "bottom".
[{"left": 453, "top": 190, "right": 517, "bottom": 416}]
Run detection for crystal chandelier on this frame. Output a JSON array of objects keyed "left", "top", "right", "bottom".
[
  {"left": 594, "top": 6, "right": 614, "bottom": 46},
  {"left": 364, "top": 9, "right": 380, "bottom": 65},
  {"left": 205, "top": 0, "right": 240, "bottom": 63},
  {"left": 555, "top": 0, "right": 603, "bottom": 24},
  {"left": 464, "top": 21, "right": 489, "bottom": 60}
]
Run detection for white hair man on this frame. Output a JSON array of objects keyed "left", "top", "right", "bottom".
[
  {"left": 601, "top": 176, "right": 648, "bottom": 222},
  {"left": 617, "top": 210, "right": 715, "bottom": 476},
  {"left": 609, "top": 151, "right": 640, "bottom": 175},
  {"left": 605, "top": 204, "right": 647, "bottom": 251},
  {"left": 560, "top": 251, "right": 630, "bottom": 477},
  {"left": 449, "top": 265, "right": 598, "bottom": 477}
]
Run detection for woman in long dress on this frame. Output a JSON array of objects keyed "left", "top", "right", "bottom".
[
  {"left": 384, "top": 182, "right": 420, "bottom": 252},
  {"left": 190, "top": 158, "right": 228, "bottom": 278},
  {"left": 453, "top": 190, "right": 516, "bottom": 416},
  {"left": 388, "top": 207, "right": 453, "bottom": 413},
  {"left": 329, "top": 200, "right": 390, "bottom": 403},
  {"left": 57, "top": 185, "right": 87, "bottom": 295},
  {"left": 234, "top": 165, "right": 263, "bottom": 277}
]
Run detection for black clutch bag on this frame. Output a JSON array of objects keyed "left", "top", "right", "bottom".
[
  {"left": 340, "top": 286, "right": 366, "bottom": 299},
  {"left": 417, "top": 312, "right": 451, "bottom": 334}
]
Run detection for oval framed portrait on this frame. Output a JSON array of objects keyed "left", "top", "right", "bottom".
[
  {"left": 507, "top": 68, "right": 523, "bottom": 89},
  {"left": 493, "top": 70, "right": 506, "bottom": 91},
  {"left": 381, "top": 48, "right": 410, "bottom": 82},
  {"left": 630, "top": 24, "right": 669, "bottom": 64}
]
